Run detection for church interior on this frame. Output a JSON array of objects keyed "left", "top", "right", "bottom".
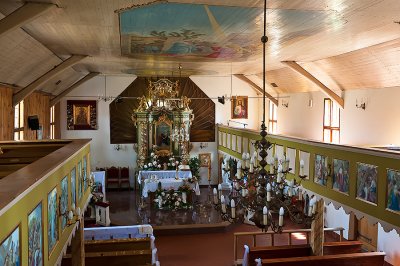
[{"left": 1, "top": 0, "right": 400, "bottom": 265}]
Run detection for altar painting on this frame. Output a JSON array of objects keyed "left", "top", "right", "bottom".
[
  {"left": 314, "top": 154, "right": 328, "bottom": 186},
  {"left": 28, "top": 203, "right": 43, "bottom": 266}
]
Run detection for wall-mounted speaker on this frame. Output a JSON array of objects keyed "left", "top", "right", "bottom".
[{"left": 27, "top": 115, "right": 39, "bottom": 130}]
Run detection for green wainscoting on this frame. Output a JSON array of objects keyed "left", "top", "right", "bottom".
[
  {"left": 0, "top": 140, "right": 91, "bottom": 266},
  {"left": 217, "top": 125, "right": 400, "bottom": 229}
]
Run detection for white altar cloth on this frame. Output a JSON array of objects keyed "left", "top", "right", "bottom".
[
  {"left": 142, "top": 178, "right": 200, "bottom": 197},
  {"left": 138, "top": 170, "right": 192, "bottom": 184}
]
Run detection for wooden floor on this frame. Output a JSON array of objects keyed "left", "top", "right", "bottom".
[{"left": 106, "top": 188, "right": 342, "bottom": 266}]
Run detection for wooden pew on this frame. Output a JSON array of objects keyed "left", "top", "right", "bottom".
[
  {"left": 249, "top": 244, "right": 312, "bottom": 265},
  {"left": 259, "top": 252, "right": 385, "bottom": 266},
  {"left": 248, "top": 241, "right": 365, "bottom": 266},
  {"left": 62, "top": 237, "right": 153, "bottom": 266},
  {"left": 323, "top": 241, "right": 363, "bottom": 255}
]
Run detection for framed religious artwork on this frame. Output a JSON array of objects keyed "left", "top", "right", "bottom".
[
  {"left": 47, "top": 187, "right": 58, "bottom": 256},
  {"left": 0, "top": 225, "right": 20, "bottom": 265},
  {"left": 199, "top": 153, "right": 211, "bottom": 167},
  {"left": 67, "top": 100, "right": 97, "bottom": 130},
  {"left": 356, "top": 163, "right": 378, "bottom": 205},
  {"left": 386, "top": 169, "right": 400, "bottom": 212},
  {"left": 231, "top": 96, "right": 248, "bottom": 119},
  {"left": 28, "top": 202, "right": 43, "bottom": 266},
  {"left": 332, "top": 158, "right": 350, "bottom": 194}
]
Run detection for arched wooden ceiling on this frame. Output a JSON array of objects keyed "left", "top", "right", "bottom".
[{"left": 0, "top": 0, "right": 400, "bottom": 97}]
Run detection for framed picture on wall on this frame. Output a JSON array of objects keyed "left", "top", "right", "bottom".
[
  {"left": 28, "top": 202, "right": 43, "bottom": 266},
  {"left": 0, "top": 225, "right": 20, "bottom": 265},
  {"left": 231, "top": 96, "right": 248, "bottom": 119},
  {"left": 356, "top": 163, "right": 378, "bottom": 204},
  {"left": 199, "top": 153, "right": 211, "bottom": 167},
  {"left": 387, "top": 169, "right": 400, "bottom": 212},
  {"left": 67, "top": 100, "right": 97, "bottom": 130}
]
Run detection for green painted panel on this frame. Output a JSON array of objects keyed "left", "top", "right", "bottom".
[{"left": 217, "top": 126, "right": 400, "bottom": 228}]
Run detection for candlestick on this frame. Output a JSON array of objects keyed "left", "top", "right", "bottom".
[
  {"left": 218, "top": 184, "right": 222, "bottom": 199},
  {"left": 249, "top": 163, "right": 254, "bottom": 173},
  {"left": 263, "top": 206, "right": 268, "bottom": 226},
  {"left": 231, "top": 199, "right": 236, "bottom": 219},
  {"left": 221, "top": 195, "right": 226, "bottom": 213},
  {"left": 213, "top": 188, "right": 218, "bottom": 204},
  {"left": 267, "top": 183, "right": 271, "bottom": 202},
  {"left": 278, "top": 207, "right": 284, "bottom": 226}
]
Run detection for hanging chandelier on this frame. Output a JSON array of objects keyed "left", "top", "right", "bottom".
[{"left": 213, "top": 0, "right": 316, "bottom": 232}]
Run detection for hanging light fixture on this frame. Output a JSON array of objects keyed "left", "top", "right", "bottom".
[{"left": 213, "top": 0, "right": 315, "bottom": 232}]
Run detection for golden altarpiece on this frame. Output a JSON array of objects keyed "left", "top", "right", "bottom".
[{"left": 131, "top": 79, "right": 193, "bottom": 167}]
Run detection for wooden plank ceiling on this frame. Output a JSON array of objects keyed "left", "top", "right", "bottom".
[{"left": 0, "top": 0, "right": 399, "bottom": 97}]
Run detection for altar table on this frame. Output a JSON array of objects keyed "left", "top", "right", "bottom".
[
  {"left": 137, "top": 170, "right": 192, "bottom": 184},
  {"left": 142, "top": 177, "right": 200, "bottom": 197}
]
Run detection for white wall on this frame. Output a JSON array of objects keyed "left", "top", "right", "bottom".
[
  {"left": 277, "top": 87, "right": 400, "bottom": 146},
  {"left": 377, "top": 223, "right": 400, "bottom": 266},
  {"left": 60, "top": 75, "right": 137, "bottom": 185},
  {"left": 324, "top": 203, "right": 349, "bottom": 239},
  {"left": 60, "top": 75, "right": 261, "bottom": 186}
]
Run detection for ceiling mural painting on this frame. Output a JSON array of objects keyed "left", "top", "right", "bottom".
[
  {"left": 119, "top": 2, "right": 346, "bottom": 63},
  {"left": 120, "top": 2, "right": 262, "bottom": 61}
]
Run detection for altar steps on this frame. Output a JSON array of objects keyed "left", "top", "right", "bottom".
[{"left": 61, "top": 238, "right": 153, "bottom": 266}]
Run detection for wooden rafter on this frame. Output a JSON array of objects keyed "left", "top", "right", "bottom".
[
  {"left": 0, "top": 2, "right": 56, "bottom": 37},
  {"left": 282, "top": 61, "right": 344, "bottom": 108},
  {"left": 13, "top": 55, "right": 87, "bottom": 106},
  {"left": 234, "top": 74, "right": 278, "bottom": 106},
  {"left": 50, "top": 72, "right": 99, "bottom": 106}
]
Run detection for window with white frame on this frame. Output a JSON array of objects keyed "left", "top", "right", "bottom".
[
  {"left": 323, "top": 98, "right": 340, "bottom": 143},
  {"left": 50, "top": 105, "right": 55, "bottom": 139},
  {"left": 268, "top": 101, "right": 277, "bottom": 134},
  {"left": 14, "top": 100, "right": 24, "bottom": 140}
]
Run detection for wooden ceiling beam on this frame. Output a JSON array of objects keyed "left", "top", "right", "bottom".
[
  {"left": 50, "top": 72, "right": 100, "bottom": 106},
  {"left": 13, "top": 55, "right": 87, "bottom": 106},
  {"left": 233, "top": 74, "right": 278, "bottom": 106},
  {"left": 0, "top": 2, "right": 56, "bottom": 37},
  {"left": 282, "top": 61, "right": 344, "bottom": 108}
]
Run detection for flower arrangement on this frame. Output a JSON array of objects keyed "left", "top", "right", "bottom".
[
  {"left": 154, "top": 183, "right": 192, "bottom": 210},
  {"left": 143, "top": 151, "right": 162, "bottom": 170},
  {"left": 166, "top": 155, "right": 181, "bottom": 170},
  {"left": 189, "top": 157, "right": 201, "bottom": 182}
]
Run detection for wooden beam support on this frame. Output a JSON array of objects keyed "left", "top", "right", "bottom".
[
  {"left": 50, "top": 72, "right": 99, "bottom": 106},
  {"left": 0, "top": 2, "right": 56, "bottom": 37},
  {"left": 13, "top": 55, "right": 87, "bottom": 106},
  {"left": 233, "top": 74, "right": 278, "bottom": 106},
  {"left": 282, "top": 61, "right": 344, "bottom": 108}
]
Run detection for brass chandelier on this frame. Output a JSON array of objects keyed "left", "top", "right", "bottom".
[{"left": 213, "top": 0, "right": 316, "bottom": 232}]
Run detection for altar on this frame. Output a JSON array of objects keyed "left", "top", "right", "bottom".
[
  {"left": 137, "top": 170, "right": 192, "bottom": 185},
  {"left": 142, "top": 177, "right": 200, "bottom": 197}
]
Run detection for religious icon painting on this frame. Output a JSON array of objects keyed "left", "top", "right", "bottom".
[
  {"left": 356, "top": 163, "right": 378, "bottom": 205},
  {"left": 83, "top": 155, "right": 88, "bottom": 191},
  {"left": 47, "top": 187, "right": 58, "bottom": 256},
  {"left": 70, "top": 167, "right": 76, "bottom": 209},
  {"left": 332, "top": 159, "right": 350, "bottom": 194},
  {"left": 67, "top": 100, "right": 97, "bottom": 130},
  {"left": 199, "top": 153, "right": 211, "bottom": 167},
  {"left": 60, "top": 176, "right": 69, "bottom": 231},
  {"left": 78, "top": 161, "right": 82, "bottom": 201},
  {"left": 387, "top": 169, "right": 400, "bottom": 212},
  {"left": 28, "top": 202, "right": 43, "bottom": 266},
  {"left": 0, "top": 225, "right": 20, "bottom": 265},
  {"left": 314, "top": 154, "right": 328, "bottom": 186},
  {"left": 231, "top": 96, "right": 248, "bottom": 119}
]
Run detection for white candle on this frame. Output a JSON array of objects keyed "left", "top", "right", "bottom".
[
  {"left": 231, "top": 199, "right": 236, "bottom": 219},
  {"left": 263, "top": 206, "right": 268, "bottom": 226},
  {"left": 267, "top": 183, "right": 271, "bottom": 202},
  {"left": 182, "top": 192, "right": 187, "bottom": 203},
  {"left": 298, "top": 188, "right": 303, "bottom": 201},
  {"left": 253, "top": 151, "right": 258, "bottom": 167},
  {"left": 288, "top": 180, "right": 293, "bottom": 197},
  {"left": 218, "top": 184, "right": 222, "bottom": 199},
  {"left": 221, "top": 195, "right": 226, "bottom": 213},
  {"left": 237, "top": 168, "right": 242, "bottom": 179},
  {"left": 76, "top": 207, "right": 81, "bottom": 217},
  {"left": 249, "top": 163, "right": 254, "bottom": 173},
  {"left": 213, "top": 188, "right": 218, "bottom": 204},
  {"left": 278, "top": 207, "right": 284, "bottom": 226},
  {"left": 158, "top": 196, "right": 162, "bottom": 208}
]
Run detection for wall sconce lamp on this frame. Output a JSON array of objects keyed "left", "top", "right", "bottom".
[
  {"left": 356, "top": 98, "right": 366, "bottom": 110},
  {"left": 281, "top": 100, "right": 289, "bottom": 108},
  {"left": 200, "top": 142, "right": 208, "bottom": 149}
]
